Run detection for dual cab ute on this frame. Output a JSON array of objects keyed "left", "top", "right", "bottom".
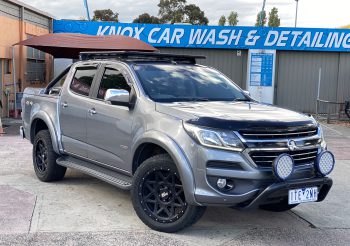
[{"left": 21, "top": 51, "right": 334, "bottom": 232}]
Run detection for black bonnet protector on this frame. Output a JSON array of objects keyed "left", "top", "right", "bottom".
[{"left": 186, "top": 117, "right": 317, "bottom": 132}]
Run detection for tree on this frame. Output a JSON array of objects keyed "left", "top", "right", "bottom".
[
  {"left": 133, "top": 13, "right": 162, "bottom": 24},
  {"left": 268, "top": 7, "right": 280, "bottom": 27},
  {"left": 255, "top": 10, "right": 266, "bottom": 27},
  {"left": 184, "top": 4, "right": 208, "bottom": 25},
  {"left": 158, "top": 0, "right": 186, "bottom": 24},
  {"left": 218, "top": 15, "right": 226, "bottom": 26},
  {"left": 92, "top": 9, "right": 119, "bottom": 22},
  {"left": 227, "top": 11, "right": 238, "bottom": 26}
]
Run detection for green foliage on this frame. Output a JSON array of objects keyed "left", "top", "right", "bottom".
[
  {"left": 184, "top": 4, "right": 208, "bottom": 25},
  {"left": 227, "top": 11, "right": 238, "bottom": 26},
  {"left": 268, "top": 7, "right": 280, "bottom": 27},
  {"left": 157, "top": 0, "right": 208, "bottom": 25},
  {"left": 92, "top": 9, "right": 119, "bottom": 22},
  {"left": 255, "top": 10, "right": 266, "bottom": 27},
  {"left": 158, "top": 0, "right": 186, "bottom": 24},
  {"left": 133, "top": 13, "right": 162, "bottom": 24},
  {"left": 218, "top": 15, "right": 226, "bottom": 26}
]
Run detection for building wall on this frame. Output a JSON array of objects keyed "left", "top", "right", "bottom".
[
  {"left": 161, "top": 47, "right": 350, "bottom": 113},
  {"left": 159, "top": 48, "right": 248, "bottom": 89},
  {"left": 0, "top": 0, "right": 52, "bottom": 116}
]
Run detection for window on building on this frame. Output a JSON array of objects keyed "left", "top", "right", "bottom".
[
  {"left": 70, "top": 67, "right": 97, "bottom": 96},
  {"left": 97, "top": 68, "right": 130, "bottom": 99},
  {"left": 4, "top": 60, "right": 11, "bottom": 74},
  {"left": 26, "top": 35, "right": 46, "bottom": 84}
]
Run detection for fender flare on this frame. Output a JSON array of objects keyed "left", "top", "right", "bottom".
[
  {"left": 132, "top": 130, "right": 199, "bottom": 205},
  {"left": 30, "top": 111, "right": 60, "bottom": 154}
]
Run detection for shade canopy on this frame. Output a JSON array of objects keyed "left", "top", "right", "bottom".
[{"left": 15, "top": 33, "right": 158, "bottom": 58}]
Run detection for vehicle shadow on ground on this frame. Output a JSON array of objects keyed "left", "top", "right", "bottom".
[{"left": 55, "top": 170, "right": 308, "bottom": 232}]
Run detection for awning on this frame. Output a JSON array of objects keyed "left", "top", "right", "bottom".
[{"left": 15, "top": 33, "right": 158, "bottom": 59}]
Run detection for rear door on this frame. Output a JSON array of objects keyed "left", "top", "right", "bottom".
[
  {"left": 59, "top": 64, "right": 100, "bottom": 157},
  {"left": 86, "top": 64, "right": 134, "bottom": 172}
]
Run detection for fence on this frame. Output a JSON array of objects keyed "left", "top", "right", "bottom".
[{"left": 316, "top": 99, "right": 350, "bottom": 123}]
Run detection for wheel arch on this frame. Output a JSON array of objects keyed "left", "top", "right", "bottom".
[
  {"left": 131, "top": 131, "right": 198, "bottom": 205},
  {"left": 30, "top": 111, "right": 60, "bottom": 153}
]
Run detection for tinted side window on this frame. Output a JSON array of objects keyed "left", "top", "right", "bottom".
[
  {"left": 70, "top": 68, "right": 97, "bottom": 96},
  {"left": 97, "top": 68, "right": 130, "bottom": 99}
]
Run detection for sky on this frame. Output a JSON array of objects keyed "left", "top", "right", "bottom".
[{"left": 21, "top": 0, "right": 350, "bottom": 28}]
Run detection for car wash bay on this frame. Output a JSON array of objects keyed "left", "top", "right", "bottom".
[{"left": 160, "top": 48, "right": 350, "bottom": 113}]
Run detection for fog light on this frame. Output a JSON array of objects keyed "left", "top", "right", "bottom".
[
  {"left": 272, "top": 154, "right": 294, "bottom": 180},
  {"left": 315, "top": 151, "right": 335, "bottom": 176},
  {"left": 217, "top": 178, "right": 227, "bottom": 189}
]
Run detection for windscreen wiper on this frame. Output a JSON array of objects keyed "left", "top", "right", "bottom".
[{"left": 233, "top": 98, "right": 251, "bottom": 102}]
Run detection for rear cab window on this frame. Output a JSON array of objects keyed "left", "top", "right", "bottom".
[{"left": 70, "top": 67, "right": 98, "bottom": 96}]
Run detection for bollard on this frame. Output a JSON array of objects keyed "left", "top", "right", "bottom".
[{"left": 0, "top": 117, "right": 5, "bottom": 136}]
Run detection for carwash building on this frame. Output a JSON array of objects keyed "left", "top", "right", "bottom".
[{"left": 53, "top": 20, "right": 350, "bottom": 114}]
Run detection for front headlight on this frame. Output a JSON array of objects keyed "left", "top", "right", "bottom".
[{"left": 183, "top": 122, "right": 244, "bottom": 152}]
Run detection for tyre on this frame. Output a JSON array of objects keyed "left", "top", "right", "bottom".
[
  {"left": 131, "top": 154, "right": 206, "bottom": 233},
  {"left": 32, "top": 130, "right": 66, "bottom": 182},
  {"left": 259, "top": 198, "right": 298, "bottom": 212}
]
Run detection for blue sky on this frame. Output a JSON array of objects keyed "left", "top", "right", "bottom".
[{"left": 21, "top": 0, "right": 350, "bottom": 28}]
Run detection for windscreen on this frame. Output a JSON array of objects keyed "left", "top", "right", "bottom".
[{"left": 133, "top": 64, "right": 247, "bottom": 103}]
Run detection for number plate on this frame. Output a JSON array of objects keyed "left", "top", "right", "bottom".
[{"left": 288, "top": 187, "right": 318, "bottom": 205}]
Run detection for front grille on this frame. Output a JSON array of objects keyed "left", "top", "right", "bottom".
[
  {"left": 239, "top": 128, "right": 318, "bottom": 140},
  {"left": 249, "top": 148, "right": 319, "bottom": 168}
]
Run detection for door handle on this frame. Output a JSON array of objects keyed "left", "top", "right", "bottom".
[
  {"left": 88, "top": 108, "right": 97, "bottom": 115},
  {"left": 61, "top": 102, "right": 68, "bottom": 108}
]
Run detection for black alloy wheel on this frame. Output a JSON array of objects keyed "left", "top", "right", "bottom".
[
  {"left": 35, "top": 139, "right": 49, "bottom": 173},
  {"left": 139, "top": 167, "right": 187, "bottom": 223},
  {"left": 33, "top": 130, "right": 66, "bottom": 182},
  {"left": 131, "top": 154, "right": 206, "bottom": 232}
]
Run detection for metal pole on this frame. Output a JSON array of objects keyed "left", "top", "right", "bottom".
[
  {"left": 295, "top": 0, "right": 299, "bottom": 27},
  {"left": 316, "top": 67, "right": 321, "bottom": 117},
  {"left": 259, "top": 0, "right": 267, "bottom": 26},
  {"left": 12, "top": 46, "right": 17, "bottom": 118},
  {"left": 83, "top": 0, "right": 91, "bottom": 21}
]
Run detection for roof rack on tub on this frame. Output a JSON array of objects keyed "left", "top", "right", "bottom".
[{"left": 79, "top": 51, "right": 206, "bottom": 64}]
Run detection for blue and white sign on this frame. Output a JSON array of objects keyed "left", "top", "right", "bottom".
[
  {"left": 53, "top": 20, "right": 350, "bottom": 52},
  {"left": 249, "top": 53, "right": 274, "bottom": 87},
  {"left": 246, "top": 49, "right": 276, "bottom": 104}
]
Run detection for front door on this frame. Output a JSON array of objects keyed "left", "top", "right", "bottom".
[
  {"left": 86, "top": 65, "right": 134, "bottom": 172},
  {"left": 60, "top": 65, "right": 99, "bottom": 158}
]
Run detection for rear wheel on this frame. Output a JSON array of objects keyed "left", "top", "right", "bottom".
[
  {"left": 260, "top": 198, "right": 298, "bottom": 212},
  {"left": 131, "top": 154, "right": 206, "bottom": 232},
  {"left": 33, "top": 130, "right": 66, "bottom": 182}
]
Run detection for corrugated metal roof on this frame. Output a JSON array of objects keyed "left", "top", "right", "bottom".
[{"left": 5, "top": 0, "right": 54, "bottom": 18}]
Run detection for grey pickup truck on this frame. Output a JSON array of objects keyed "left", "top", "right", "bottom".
[{"left": 21, "top": 51, "right": 335, "bottom": 232}]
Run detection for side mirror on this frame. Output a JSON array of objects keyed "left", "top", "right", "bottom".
[{"left": 104, "top": 89, "right": 130, "bottom": 106}]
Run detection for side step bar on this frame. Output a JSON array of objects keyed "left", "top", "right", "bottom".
[{"left": 56, "top": 156, "right": 132, "bottom": 190}]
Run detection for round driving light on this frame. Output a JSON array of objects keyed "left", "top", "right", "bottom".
[
  {"left": 315, "top": 151, "right": 335, "bottom": 176},
  {"left": 217, "top": 178, "right": 227, "bottom": 189},
  {"left": 272, "top": 154, "right": 294, "bottom": 180}
]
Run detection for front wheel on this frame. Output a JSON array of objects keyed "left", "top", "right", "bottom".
[{"left": 131, "top": 154, "right": 206, "bottom": 233}]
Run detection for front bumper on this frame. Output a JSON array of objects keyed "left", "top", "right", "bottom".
[
  {"left": 238, "top": 176, "right": 333, "bottom": 209},
  {"left": 191, "top": 143, "right": 333, "bottom": 206}
]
